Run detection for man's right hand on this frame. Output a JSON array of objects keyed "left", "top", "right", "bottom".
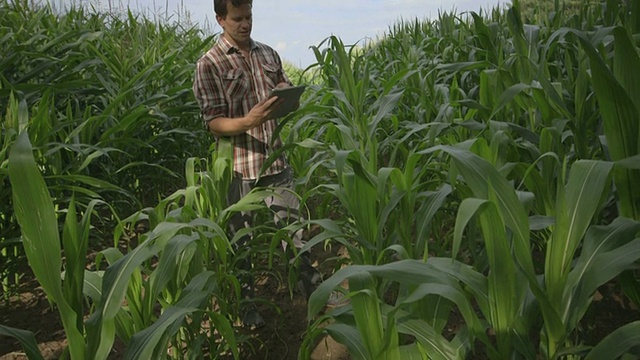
[
  {"left": 207, "top": 96, "right": 285, "bottom": 137},
  {"left": 245, "top": 95, "right": 284, "bottom": 126}
]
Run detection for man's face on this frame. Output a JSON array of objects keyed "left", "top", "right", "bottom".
[{"left": 217, "top": 2, "right": 252, "bottom": 48}]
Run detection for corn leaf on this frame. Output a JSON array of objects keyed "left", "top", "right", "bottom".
[
  {"left": 8, "top": 131, "right": 85, "bottom": 359},
  {"left": 63, "top": 198, "right": 102, "bottom": 331},
  {"left": 584, "top": 321, "right": 640, "bottom": 360},
  {"left": 562, "top": 27, "right": 640, "bottom": 220},
  {"left": 397, "top": 318, "right": 461, "bottom": 360},
  {"left": 471, "top": 12, "right": 499, "bottom": 65},
  {"left": 414, "top": 184, "right": 452, "bottom": 258},
  {"left": 422, "top": 145, "right": 565, "bottom": 344},
  {"left": 545, "top": 160, "right": 613, "bottom": 306},
  {"left": 490, "top": 83, "right": 530, "bottom": 120},
  {"left": 324, "top": 323, "right": 368, "bottom": 360},
  {"left": 124, "top": 272, "right": 217, "bottom": 360},
  {"left": 0, "top": 325, "right": 45, "bottom": 360},
  {"left": 399, "top": 282, "right": 489, "bottom": 355},
  {"left": 83, "top": 270, "right": 103, "bottom": 304},
  {"left": 8, "top": 131, "right": 63, "bottom": 312},
  {"left": 423, "top": 145, "right": 535, "bottom": 276},
  {"left": 564, "top": 217, "right": 640, "bottom": 327},
  {"left": 397, "top": 343, "right": 429, "bottom": 360},
  {"left": 309, "top": 260, "right": 487, "bottom": 320},
  {"left": 454, "top": 197, "right": 520, "bottom": 356},
  {"left": 349, "top": 271, "right": 395, "bottom": 359},
  {"left": 148, "top": 234, "right": 200, "bottom": 298}
]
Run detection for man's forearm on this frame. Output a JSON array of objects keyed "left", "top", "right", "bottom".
[
  {"left": 208, "top": 115, "right": 258, "bottom": 137},
  {"left": 207, "top": 94, "right": 281, "bottom": 136}
]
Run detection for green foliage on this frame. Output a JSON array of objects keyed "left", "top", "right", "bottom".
[
  {"left": 0, "top": 0, "right": 211, "bottom": 209},
  {"left": 291, "top": 1, "right": 640, "bottom": 359},
  {"left": 0, "top": 0, "right": 210, "bottom": 301},
  {"left": 4, "top": 0, "right": 640, "bottom": 358},
  {"left": 9, "top": 131, "right": 86, "bottom": 359},
  {"left": 0, "top": 325, "right": 45, "bottom": 360},
  {"left": 512, "top": 0, "right": 601, "bottom": 25}
]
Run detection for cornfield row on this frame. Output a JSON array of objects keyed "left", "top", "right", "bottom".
[{"left": 1, "top": 0, "right": 640, "bottom": 358}]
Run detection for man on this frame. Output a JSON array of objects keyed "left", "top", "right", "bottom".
[{"left": 192, "top": 0, "right": 319, "bottom": 329}]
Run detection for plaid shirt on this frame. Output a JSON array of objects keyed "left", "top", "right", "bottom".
[{"left": 193, "top": 36, "right": 290, "bottom": 180}]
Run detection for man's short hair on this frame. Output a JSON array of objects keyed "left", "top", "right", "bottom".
[{"left": 214, "top": 0, "right": 253, "bottom": 17}]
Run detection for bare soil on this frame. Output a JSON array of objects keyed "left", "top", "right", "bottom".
[
  {"left": 0, "top": 245, "right": 349, "bottom": 360},
  {"left": 1, "top": 252, "right": 638, "bottom": 359}
]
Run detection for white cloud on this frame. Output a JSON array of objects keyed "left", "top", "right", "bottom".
[
  {"left": 250, "top": 0, "right": 503, "bottom": 67},
  {"left": 275, "top": 42, "right": 287, "bottom": 51}
]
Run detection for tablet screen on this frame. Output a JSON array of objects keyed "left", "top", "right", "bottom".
[{"left": 268, "top": 85, "right": 306, "bottom": 119}]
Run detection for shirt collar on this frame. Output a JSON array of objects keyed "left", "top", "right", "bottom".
[{"left": 218, "top": 34, "right": 257, "bottom": 55}]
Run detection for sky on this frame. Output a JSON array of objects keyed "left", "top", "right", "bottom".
[{"left": 61, "top": 0, "right": 505, "bottom": 68}]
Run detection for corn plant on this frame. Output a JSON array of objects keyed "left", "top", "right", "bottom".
[
  {"left": 537, "top": 21, "right": 640, "bottom": 321},
  {"left": 304, "top": 258, "right": 497, "bottom": 360},
  {"left": 577, "top": 26, "right": 640, "bottom": 221},
  {"left": 306, "top": 143, "right": 640, "bottom": 359},
  {"left": 299, "top": 0, "right": 639, "bottom": 354},
  {"left": 0, "top": 94, "right": 25, "bottom": 299},
  {"left": 1, "top": 0, "right": 214, "bottom": 312},
  {"left": 309, "top": 36, "right": 411, "bottom": 171},
  {"left": 7, "top": 141, "right": 250, "bottom": 358},
  {"left": 85, "top": 218, "right": 240, "bottom": 359},
  {"left": 89, "top": 140, "right": 296, "bottom": 359},
  {"left": 0, "top": 325, "right": 44, "bottom": 360},
  {"left": 1, "top": 3, "right": 254, "bottom": 358},
  {"left": 8, "top": 131, "right": 87, "bottom": 359},
  {"left": 1, "top": 0, "right": 212, "bottom": 212},
  {"left": 5, "top": 0, "right": 640, "bottom": 358},
  {"left": 445, "top": 143, "right": 640, "bottom": 357}
]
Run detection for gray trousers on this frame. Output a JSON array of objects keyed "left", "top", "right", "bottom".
[{"left": 228, "top": 167, "right": 305, "bottom": 250}]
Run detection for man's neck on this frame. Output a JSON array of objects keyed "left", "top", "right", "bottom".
[{"left": 223, "top": 33, "right": 251, "bottom": 53}]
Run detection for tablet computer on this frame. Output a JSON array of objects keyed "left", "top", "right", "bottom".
[{"left": 268, "top": 85, "right": 306, "bottom": 118}]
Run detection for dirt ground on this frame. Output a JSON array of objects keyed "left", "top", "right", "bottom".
[
  {"left": 0, "top": 245, "right": 349, "bottom": 360},
  {"left": 0, "top": 251, "right": 638, "bottom": 359}
]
